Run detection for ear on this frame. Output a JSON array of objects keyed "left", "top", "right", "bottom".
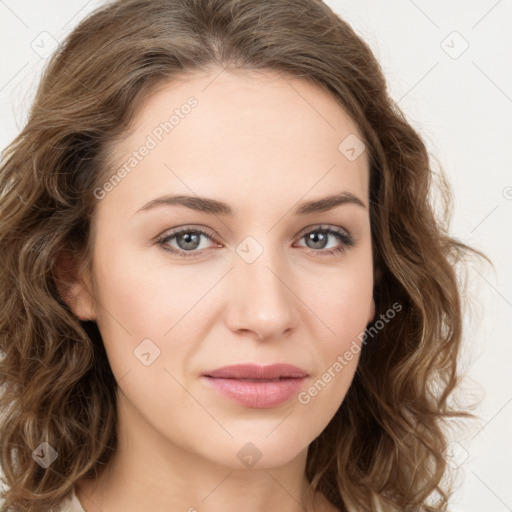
[
  {"left": 53, "top": 249, "right": 96, "bottom": 321},
  {"left": 367, "top": 297, "right": 375, "bottom": 324},
  {"left": 369, "top": 259, "right": 382, "bottom": 324}
]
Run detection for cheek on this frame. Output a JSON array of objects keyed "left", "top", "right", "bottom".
[
  {"left": 90, "top": 244, "right": 172, "bottom": 372},
  {"left": 296, "top": 275, "right": 371, "bottom": 433},
  {"left": 311, "top": 261, "right": 373, "bottom": 348},
  {"left": 300, "top": 259, "right": 372, "bottom": 403},
  {"left": 90, "top": 241, "right": 216, "bottom": 385},
  {"left": 93, "top": 238, "right": 190, "bottom": 330}
]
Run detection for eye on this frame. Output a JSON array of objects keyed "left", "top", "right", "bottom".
[
  {"left": 156, "top": 225, "right": 354, "bottom": 258},
  {"left": 156, "top": 226, "right": 219, "bottom": 258},
  {"left": 294, "top": 225, "right": 355, "bottom": 257}
]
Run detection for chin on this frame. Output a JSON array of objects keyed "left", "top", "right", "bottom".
[{"left": 185, "top": 425, "right": 312, "bottom": 471}]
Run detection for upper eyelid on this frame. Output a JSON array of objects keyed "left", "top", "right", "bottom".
[
  {"left": 295, "top": 224, "right": 351, "bottom": 238},
  {"left": 158, "top": 224, "right": 352, "bottom": 245},
  {"left": 159, "top": 225, "right": 218, "bottom": 242}
]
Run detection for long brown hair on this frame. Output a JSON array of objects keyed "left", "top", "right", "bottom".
[{"left": 0, "top": 0, "right": 490, "bottom": 510}]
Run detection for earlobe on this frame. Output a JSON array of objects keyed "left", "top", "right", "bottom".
[
  {"left": 66, "top": 279, "right": 96, "bottom": 322},
  {"left": 54, "top": 249, "right": 96, "bottom": 321},
  {"left": 368, "top": 297, "right": 375, "bottom": 324}
]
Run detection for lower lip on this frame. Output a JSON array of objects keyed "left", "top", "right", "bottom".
[{"left": 201, "top": 376, "right": 307, "bottom": 408}]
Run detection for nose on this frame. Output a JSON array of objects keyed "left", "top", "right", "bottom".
[{"left": 224, "top": 245, "right": 299, "bottom": 342}]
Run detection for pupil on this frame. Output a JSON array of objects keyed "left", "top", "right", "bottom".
[
  {"left": 308, "top": 231, "right": 327, "bottom": 249},
  {"left": 175, "top": 230, "right": 329, "bottom": 251},
  {"left": 179, "top": 232, "right": 200, "bottom": 250}
]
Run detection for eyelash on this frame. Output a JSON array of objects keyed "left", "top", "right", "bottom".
[{"left": 156, "top": 225, "right": 355, "bottom": 259}]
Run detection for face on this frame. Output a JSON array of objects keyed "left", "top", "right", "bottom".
[{"left": 69, "top": 68, "right": 374, "bottom": 470}]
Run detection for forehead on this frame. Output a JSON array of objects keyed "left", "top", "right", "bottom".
[{"left": 96, "top": 68, "right": 370, "bottom": 222}]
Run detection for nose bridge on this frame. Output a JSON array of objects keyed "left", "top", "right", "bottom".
[{"left": 227, "top": 235, "right": 298, "bottom": 339}]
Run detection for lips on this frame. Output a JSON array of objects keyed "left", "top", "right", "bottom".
[
  {"left": 201, "top": 364, "right": 308, "bottom": 408},
  {"left": 203, "top": 363, "right": 308, "bottom": 380}
]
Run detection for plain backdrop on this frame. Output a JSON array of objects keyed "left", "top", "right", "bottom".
[{"left": 1, "top": 1, "right": 511, "bottom": 510}]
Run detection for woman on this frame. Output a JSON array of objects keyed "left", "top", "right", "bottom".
[{"left": 0, "top": 0, "right": 489, "bottom": 511}]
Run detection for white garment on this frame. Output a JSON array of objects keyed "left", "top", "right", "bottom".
[
  {"left": 53, "top": 487, "right": 86, "bottom": 512},
  {"left": 0, "top": 471, "right": 85, "bottom": 512}
]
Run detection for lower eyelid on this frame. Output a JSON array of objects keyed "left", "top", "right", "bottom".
[{"left": 158, "top": 226, "right": 353, "bottom": 255}]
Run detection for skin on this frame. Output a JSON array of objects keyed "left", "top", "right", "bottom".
[{"left": 63, "top": 67, "right": 375, "bottom": 512}]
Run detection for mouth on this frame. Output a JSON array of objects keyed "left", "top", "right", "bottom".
[
  {"left": 203, "top": 363, "right": 308, "bottom": 380},
  {"left": 201, "top": 363, "right": 308, "bottom": 408},
  {"left": 219, "top": 377, "right": 290, "bottom": 382}
]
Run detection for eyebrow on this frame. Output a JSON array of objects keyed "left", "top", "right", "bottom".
[{"left": 133, "top": 191, "right": 367, "bottom": 217}]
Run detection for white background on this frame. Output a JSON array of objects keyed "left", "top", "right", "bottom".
[{"left": 1, "top": 1, "right": 511, "bottom": 510}]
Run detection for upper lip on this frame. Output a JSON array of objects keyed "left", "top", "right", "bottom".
[{"left": 203, "top": 363, "right": 308, "bottom": 379}]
